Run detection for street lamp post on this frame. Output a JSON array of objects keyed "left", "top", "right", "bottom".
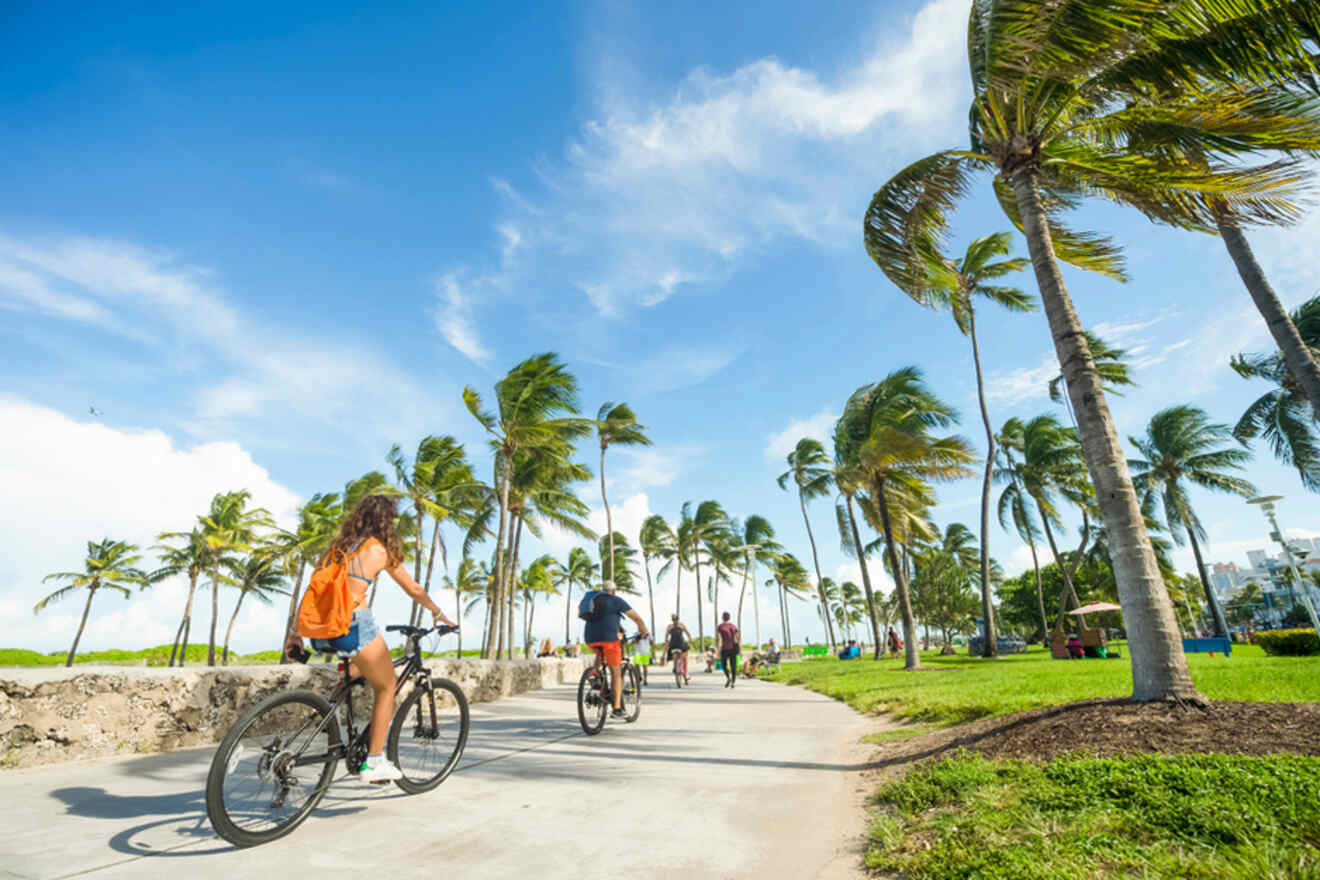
[{"left": 1247, "top": 496, "right": 1320, "bottom": 633}]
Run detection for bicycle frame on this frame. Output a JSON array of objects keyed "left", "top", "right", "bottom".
[{"left": 288, "top": 634, "right": 434, "bottom": 772}]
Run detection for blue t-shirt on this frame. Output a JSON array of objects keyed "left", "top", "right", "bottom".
[{"left": 582, "top": 590, "right": 632, "bottom": 644}]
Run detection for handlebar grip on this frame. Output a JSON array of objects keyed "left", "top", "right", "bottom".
[
  {"left": 437, "top": 624, "right": 460, "bottom": 636},
  {"left": 385, "top": 625, "right": 409, "bottom": 633}
]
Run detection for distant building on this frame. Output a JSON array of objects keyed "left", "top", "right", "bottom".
[{"left": 1209, "top": 543, "right": 1320, "bottom": 627}]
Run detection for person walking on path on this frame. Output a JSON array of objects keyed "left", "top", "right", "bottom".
[{"left": 717, "top": 612, "right": 740, "bottom": 689}]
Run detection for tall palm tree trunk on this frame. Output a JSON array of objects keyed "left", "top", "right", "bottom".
[
  {"left": 280, "top": 561, "right": 305, "bottom": 664},
  {"left": 490, "top": 455, "right": 513, "bottom": 660},
  {"left": 1218, "top": 216, "right": 1320, "bottom": 417},
  {"left": 1012, "top": 169, "right": 1201, "bottom": 702},
  {"left": 181, "top": 615, "right": 193, "bottom": 667},
  {"left": 208, "top": 568, "right": 220, "bottom": 667},
  {"left": 222, "top": 591, "right": 247, "bottom": 665},
  {"left": 66, "top": 584, "right": 97, "bottom": 667},
  {"left": 1186, "top": 523, "right": 1229, "bottom": 639},
  {"left": 675, "top": 565, "right": 682, "bottom": 617},
  {"left": 874, "top": 482, "right": 921, "bottom": 670},
  {"left": 169, "top": 616, "right": 186, "bottom": 667},
  {"left": 643, "top": 557, "right": 657, "bottom": 642},
  {"left": 845, "top": 496, "right": 884, "bottom": 660},
  {"left": 600, "top": 445, "right": 615, "bottom": 582},
  {"left": 455, "top": 573, "right": 464, "bottom": 658},
  {"left": 694, "top": 550, "right": 705, "bottom": 650},
  {"left": 967, "top": 306, "right": 999, "bottom": 658},
  {"left": 779, "top": 581, "right": 792, "bottom": 648},
  {"left": 411, "top": 519, "right": 442, "bottom": 628},
  {"left": 172, "top": 572, "right": 200, "bottom": 667},
  {"left": 1027, "top": 535, "right": 1048, "bottom": 641},
  {"left": 409, "top": 504, "right": 426, "bottom": 627},
  {"left": 752, "top": 565, "right": 761, "bottom": 649},
  {"left": 736, "top": 563, "right": 750, "bottom": 635},
  {"left": 799, "top": 496, "right": 837, "bottom": 650},
  {"left": 507, "top": 516, "right": 524, "bottom": 658},
  {"left": 1035, "top": 500, "right": 1086, "bottom": 629},
  {"left": 564, "top": 579, "right": 573, "bottom": 646}
]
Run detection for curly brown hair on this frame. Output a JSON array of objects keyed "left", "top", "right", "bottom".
[{"left": 325, "top": 494, "right": 404, "bottom": 568}]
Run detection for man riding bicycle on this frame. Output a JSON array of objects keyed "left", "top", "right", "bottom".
[
  {"left": 664, "top": 614, "right": 692, "bottom": 684},
  {"left": 581, "top": 580, "right": 650, "bottom": 717}
]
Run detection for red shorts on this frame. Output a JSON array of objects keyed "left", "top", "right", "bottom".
[{"left": 588, "top": 641, "right": 622, "bottom": 667}]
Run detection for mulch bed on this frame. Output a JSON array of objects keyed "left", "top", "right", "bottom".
[{"left": 864, "top": 700, "right": 1320, "bottom": 778}]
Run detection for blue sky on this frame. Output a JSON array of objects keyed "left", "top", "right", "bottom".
[{"left": 4, "top": 0, "right": 1319, "bottom": 653}]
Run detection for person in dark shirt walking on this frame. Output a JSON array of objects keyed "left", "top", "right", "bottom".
[{"left": 716, "top": 612, "right": 740, "bottom": 689}]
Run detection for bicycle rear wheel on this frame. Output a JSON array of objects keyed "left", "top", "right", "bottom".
[
  {"left": 621, "top": 664, "right": 642, "bottom": 723},
  {"left": 388, "top": 677, "right": 470, "bottom": 794},
  {"left": 577, "top": 666, "right": 607, "bottom": 735},
  {"left": 206, "top": 690, "right": 340, "bottom": 847},
  {"left": 672, "top": 656, "right": 682, "bottom": 688}
]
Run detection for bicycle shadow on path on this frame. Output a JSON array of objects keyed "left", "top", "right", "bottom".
[{"left": 49, "top": 775, "right": 387, "bottom": 862}]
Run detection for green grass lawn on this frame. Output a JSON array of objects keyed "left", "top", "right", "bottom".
[
  {"left": 770, "top": 644, "right": 1320, "bottom": 726},
  {"left": 869, "top": 751, "right": 1320, "bottom": 879}
]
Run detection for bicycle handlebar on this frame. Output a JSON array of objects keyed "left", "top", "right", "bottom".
[{"left": 386, "top": 623, "right": 460, "bottom": 638}]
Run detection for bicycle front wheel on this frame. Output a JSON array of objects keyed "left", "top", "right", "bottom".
[
  {"left": 388, "top": 677, "right": 470, "bottom": 794},
  {"left": 577, "top": 666, "right": 607, "bottom": 735},
  {"left": 206, "top": 689, "right": 340, "bottom": 847},
  {"left": 621, "top": 664, "right": 642, "bottom": 723}
]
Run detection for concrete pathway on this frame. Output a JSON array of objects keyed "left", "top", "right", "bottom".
[{"left": 0, "top": 669, "right": 872, "bottom": 880}]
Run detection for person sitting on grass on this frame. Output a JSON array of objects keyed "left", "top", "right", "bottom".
[{"left": 536, "top": 637, "right": 559, "bottom": 658}]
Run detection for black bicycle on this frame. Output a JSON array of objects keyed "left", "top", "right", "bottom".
[
  {"left": 576, "top": 634, "right": 644, "bottom": 735},
  {"left": 205, "top": 624, "right": 469, "bottom": 847}
]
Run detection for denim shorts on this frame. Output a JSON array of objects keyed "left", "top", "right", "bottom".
[{"left": 310, "top": 608, "right": 380, "bottom": 656}]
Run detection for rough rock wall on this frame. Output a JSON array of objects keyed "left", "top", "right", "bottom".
[{"left": 0, "top": 657, "right": 591, "bottom": 769}]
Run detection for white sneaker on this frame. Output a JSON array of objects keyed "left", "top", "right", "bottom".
[{"left": 359, "top": 757, "right": 403, "bottom": 784}]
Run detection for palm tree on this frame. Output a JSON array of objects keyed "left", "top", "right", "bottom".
[
  {"left": 838, "top": 581, "right": 867, "bottom": 642},
  {"left": 835, "top": 368, "right": 976, "bottom": 669},
  {"left": 1048, "top": 331, "right": 1138, "bottom": 418},
  {"left": 882, "top": 230, "right": 1033, "bottom": 658},
  {"left": 831, "top": 448, "right": 885, "bottom": 659},
  {"left": 153, "top": 528, "right": 210, "bottom": 666},
  {"left": 502, "top": 444, "right": 595, "bottom": 657},
  {"left": 274, "top": 492, "right": 340, "bottom": 661},
  {"left": 464, "top": 353, "right": 592, "bottom": 659},
  {"left": 36, "top": 539, "right": 150, "bottom": 666},
  {"left": 198, "top": 491, "right": 272, "bottom": 666},
  {"left": 681, "top": 500, "right": 730, "bottom": 650},
  {"left": 555, "top": 547, "right": 597, "bottom": 646},
  {"left": 1128, "top": 406, "right": 1257, "bottom": 639},
  {"left": 995, "top": 419, "right": 1049, "bottom": 640},
  {"left": 778, "top": 438, "right": 839, "bottom": 650},
  {"left": 598, "top": 532, "right": 639, "bottom": 594},
  {"left": 767, "top": 553, "right": 810, "bottom": 648},
  {"left": 861, "top": 0, "right": 1320, "bottom": 701},
  {"left": 732, "top": 515, "right": 781, "bottom": 645},
  {"left": 596, "top": 402, "right": 651, "bottom": 581},
  {"left": 1232, "top": 294, "right": 1320, "bottom": 491},
  {"left": 446, "top": 556, "right": 488, "bottom": 657},
  {"left": 221, "top": 551, "right": 288, "bottom": 665},
  {"left": 639, "top": 514, "right": 678, "bottom": 639},
  {"left": 1013, "top": 416, "right": 1096, "bottom": 628},
  {"left": 519, "top": 554, "right": 558, "bottom": 656}
]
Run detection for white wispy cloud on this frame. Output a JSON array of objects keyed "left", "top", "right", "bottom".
[
  {"left": 0, "top": 232, "right": 452, "bottom": 447},
  {"left": 431, "top": 0, "right": 971, "bottom": 346},
  {"left": 432, "top": 271, "right": 494, "bottom": 364},
  {"left": 984, "top": 354, "right": 1058, "bottom": 405},
  {"left": 765, "top": 407, "right": 836, "bottom": 462}
]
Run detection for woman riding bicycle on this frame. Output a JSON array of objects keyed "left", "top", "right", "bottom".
[
  {"left": 303, "top": 494, "right": 457, "bottom": 783},
  {"left": 664, "top": 615, "right": 691, "bottom": 684}
]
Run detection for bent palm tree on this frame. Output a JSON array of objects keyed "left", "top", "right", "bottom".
[
  {"left": 464, "top": 353, "right": 592, "bottom": 659},
  {"left": 995, "top": 419, "right": 1049, "bottom": 639},
  {"left": 1129, "top": 406, "right": 1257, "bottom": 639},
  {"left": 37, "top": 539, "right": 150, "bottom": 666},
  {"left": 639, "top": 514, "right": 677, "bottom": 639},
  {"left": 596, "top": 402, "right": 651, "bottom": 581},
  {"left": 154, "top": 528, "right": 210, "bottom": 666},
  {"left": 837, "top": 368, "right": 976, "bottom": 669},
  {"left": 880, "top": 231, "right": 1032, "bottom": 657},
  {"left": 778, "top": 438, "right": 839, "bottom": 650},
  {"left": 198, "top": 491, "right": 271, "bottom": 666},
  {"left": 863, "top": 0, "right": 1320, "bottom": 701},
  {"left": 221, "top": 551, "right": 288, "bottom": 665},
  {"left": 1232, "top": 294, "right": 1320, "bottom": 491}
]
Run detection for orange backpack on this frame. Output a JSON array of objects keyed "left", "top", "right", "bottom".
[{"left": 297, "top": 546, "right": 358, "bottom": 639}]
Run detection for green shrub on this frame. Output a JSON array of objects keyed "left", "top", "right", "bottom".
[{"left": 1256, "top": 628, "right": 1320, "bottom": 656}]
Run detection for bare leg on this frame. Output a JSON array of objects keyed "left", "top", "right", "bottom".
[
  {"left": 610, "top": 664, "right": 623, "bottom": 709},
  {"left": 353, "top": 635, "right": 395, "bottom": 755}
]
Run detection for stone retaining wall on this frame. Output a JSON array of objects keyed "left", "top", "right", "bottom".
[{"left": 0, "top": 657, "right": 592, "bottom": 770}]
